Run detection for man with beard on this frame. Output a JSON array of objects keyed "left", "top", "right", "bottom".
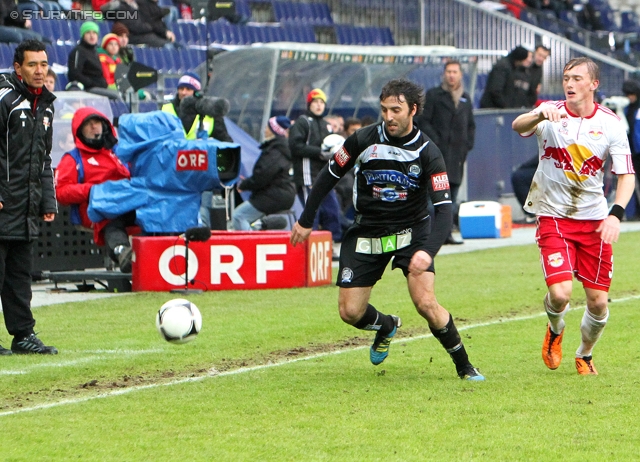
[{"left": 291, "top": 79, "right": 485, "bottom": 381}]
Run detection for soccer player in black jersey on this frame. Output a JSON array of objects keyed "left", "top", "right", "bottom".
[{"left": 290, "top": 79, "right": 484, "bottom": 381}]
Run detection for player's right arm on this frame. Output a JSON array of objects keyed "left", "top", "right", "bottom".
[{"left": 512, "top": 104, "right": 566, "bottom": 134}]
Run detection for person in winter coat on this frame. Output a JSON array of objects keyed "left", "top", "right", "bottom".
[
  {"left": 232, "top": 116, "right": 296, "bottom": 230},
  {"left": 67, "top": 21, "right": 107, "bottom": 91},
  {"left": 97, "top": 33, "right": 122, "bottom": 91},
  {"left": 415, "top": 60, "right": 475, "bottom": 244},
  {"left": 55, "top": 107, "right": 136, "bottom": 273},
  {"left": 480, "top": 45, "right": 533, "bottom": 109},
  {"left": 101, "top": 0, "right": 175, "bottom": 48},
  {"left": 623, "top": 79, "right": 640, "bottom": 192},
  {"left": 289, "top": 88, "right": 342, "bottom": 247},
  {"left": 0, "top": 39, "right": 57, "bottom": 356}
]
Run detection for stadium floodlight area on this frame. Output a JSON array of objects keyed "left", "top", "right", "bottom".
[{"left": 207, "top": 43, "right": 505, "bottom": 141}]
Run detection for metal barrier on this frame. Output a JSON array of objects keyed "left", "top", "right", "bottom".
[
  {"left": 324, "top": 0, "right": 639, "bottom": 99},
  {"left": 33, "top": 206, "right": 106, "bottom": 273}
]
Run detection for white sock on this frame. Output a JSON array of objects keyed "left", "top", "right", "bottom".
[
  {"left": 545, "top": 293, "right": 568, "bottom": 335},
  {"left": 576, "top": 308, "right": 609, "bottom": 358}
]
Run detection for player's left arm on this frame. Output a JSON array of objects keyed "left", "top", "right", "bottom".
[
  {"left": 422, "top": 142, "right": 453, "bottom": 254},
  {"left": 597, "top": 173, "right": 635, "bottom": 244},
  {"left": 598, "top": 122, "right": 637, "bottom": 243}
]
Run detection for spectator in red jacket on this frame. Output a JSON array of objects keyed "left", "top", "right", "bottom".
[
  {"left": 98, "top": 33, "right": 122, "bottom": 90},
  {"left": 55, "top": 107, "right": 136, "bottom": 272}
]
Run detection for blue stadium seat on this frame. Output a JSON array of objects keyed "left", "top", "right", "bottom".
[
  {"left": 55, "top": 44, "right": 75, "bottom": 66},
  {"left": 0, "top": 43, "right": 13, "bottom": 68},
  {"left": 559, "top": 10, "right": 579, "bottom": 27},
  {"left": 235, "top": 0, "right": 252, "bottom": 21},
  {"left": 134, "top": 47, "right": 155, "bottom": 69},
  {"left": 99, "top": 20, "right": 114, "bottom": 38},
  {"left": 236, "top": 24, "right": 251, "bottom": 45},
  {"left": 310, "top": 2, "right": 333, "bottom": 25},
  {"left": 176, "top": 21, "right": 197, "bottom": 45},
  {"left": 69, "top": 20, "right": 83, "bottom": 43},
  {"left": 247, "top": 25, "right": 266, "bottom": 43},
  {"left": 54, "top": 20, "right": 74, "bottom": 44},
  {"left": 282, "top": 24, "right": 316, "bottom": 43},
  {"left": 56, "top": 72, "right": 68, "bottom": 92},
  {"left": 110, "top": 99, "right": 129, "bottom": 119},
  {"left": 162, "top": 48, "right": 178, "bottom": 73},
  {"left": 31, "top": 19, "right": 51, "bottom": 40},
  {"left": 138, "top": 101, "right": 159, "bottom": 113},
  {"left": 598, "top": 10, "right": 619, "bottom": 32},
  {"left": 620, "top": 11, "right": 639, "bottom": 33},
  {"left": 538, "top": 11, "right": 563, "bottom": 36},
  {"left": 519, "top": 10, "right": 538, "bottom": 27},
  {"left": 207, "top": 21, "right": 225, "bottom": 44}
]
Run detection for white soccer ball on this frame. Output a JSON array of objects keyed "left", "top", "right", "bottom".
[
  {"left": 321, "top": 133, "right": 346, "bottom": 155},
  {"left": 155, "top": 298, "right": 202, "bottom": 344}
]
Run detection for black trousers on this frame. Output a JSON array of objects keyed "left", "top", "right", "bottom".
[
  {"left": 0, "top": 240, "right": 35, "bottom": 337},
  {"left": 103, "top": 211, "right": 137, "bottom": 262}
]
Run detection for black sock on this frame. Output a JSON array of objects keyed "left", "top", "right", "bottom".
[
  {"left": 430, "top": 314, "right": 470, "bottom": 373},
  {"left": 353, "top": 304, "right": 395, "bottom": 335}
]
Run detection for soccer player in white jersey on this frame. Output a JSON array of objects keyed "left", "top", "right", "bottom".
[{"left": 512, "top": 57, "right": 636, "bottom": 375}]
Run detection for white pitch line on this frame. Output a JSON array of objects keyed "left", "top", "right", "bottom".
[
  {"left": 1, "top": 294, "right": 639, "bottom": 417},
  {"left": 0, "top": 349, "right": 164, "bottom": 376}
]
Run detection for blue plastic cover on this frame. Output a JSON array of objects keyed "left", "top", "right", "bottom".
[{"left": 87, "top": 111, "right": 241, "bottom": 233}]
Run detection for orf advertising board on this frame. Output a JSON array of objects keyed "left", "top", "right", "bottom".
[{"left": 131, "top": 231, "right": 332, "bottom": 291}]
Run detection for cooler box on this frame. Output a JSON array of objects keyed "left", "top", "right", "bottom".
[{"left": 459, "top": 201, "right": 512, "bottom": 239}]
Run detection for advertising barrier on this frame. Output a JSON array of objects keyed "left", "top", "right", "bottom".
[{"left": 132, "top": 231, "right": 332, "bottom": 291}]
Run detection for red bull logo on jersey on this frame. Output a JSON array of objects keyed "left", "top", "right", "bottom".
[
  {"left": 588, "top": 126, "right": 604, "bottom": 140},
  {"left": 541, "top": 143, "right": 603, "bottom": 182}
]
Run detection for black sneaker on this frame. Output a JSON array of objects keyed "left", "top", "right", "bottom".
[
  {"left": 11, "top": 333, "right": 58, "bottom": 355},
  {"left": 458, "top": 365, "right": 485, "bottom": 381},
  {"left": 117, "top": 245, "right": 133, "bottom": 273},
  {"left": 0, "top": 344, "right": 12, "bottom": 356}
]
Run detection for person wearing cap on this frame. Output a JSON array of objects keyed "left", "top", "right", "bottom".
[
  {"left": 98, "top": 33, "right": 122, "bottom": 91},
  {"left": 289, "top": 88, "right": 343, "bottom": 248},
  {"left": 111, "top": 22, "right": 134, "bottom": 64},
  {"left": 55, "top": 107, "right": 135, "bottom": 273},
  {"left": 163, "top": 71, "right": 232, "bottom": 228},
  {"left": 161, "top": 71, "right": 232, "bottom": 142},
  {"left": 623, "top": 79, "right": 640, "bottom": 214},
  {"left": 67, "top": 21, "right": 108, "bottom": 91},
  {"left": 232, "top": 116, "right": 296, "bottom": 231},
  {"left": 480, "top": 45, "right": 533, "bottom": 109}
]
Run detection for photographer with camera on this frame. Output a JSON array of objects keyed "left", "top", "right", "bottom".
[
  {"left": 162, "top": 71, "right": 232, "bottom": 142},
  {"left": 162, "top": 71, "right": 233, "bottom": 228}
]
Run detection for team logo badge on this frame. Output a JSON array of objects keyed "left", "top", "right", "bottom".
[
  {"left": 588, "top": 126, "right": 603, "bottom": 140},
  {"left": 548, "top": 252, "right": 564, "bottom": 268},
  {"left": 409, "top": 164, "right": 421, "bottom": 177},
  {"left": 341, "top": 267, "right": 354, "bottom": 283}
]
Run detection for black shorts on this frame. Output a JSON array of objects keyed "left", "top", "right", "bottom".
[{"left": 337, "top": 218, "right": 434, "bottom": 288}]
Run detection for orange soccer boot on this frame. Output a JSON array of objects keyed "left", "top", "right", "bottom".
[
  {"left": 575, "top": 356, "right": 598, "bottom": 375},
  {"left": 542, "top": 324, "right": 563, "bottom": 370}
]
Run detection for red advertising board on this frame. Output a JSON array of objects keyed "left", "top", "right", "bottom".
[{"left": 131, "top": 231, "right": 332, "bottom": 291}]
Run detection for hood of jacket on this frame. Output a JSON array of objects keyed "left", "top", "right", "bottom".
[{"left": 71, "top": 106, "right": 118, "bottom": 156}]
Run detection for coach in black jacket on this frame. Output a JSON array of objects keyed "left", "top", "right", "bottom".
[
  {"left": 415, "top": 60, "right": 475, "bottom": 244},
  {"left": 0, "top": 40, "right": 58, "bottom": 355}
]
